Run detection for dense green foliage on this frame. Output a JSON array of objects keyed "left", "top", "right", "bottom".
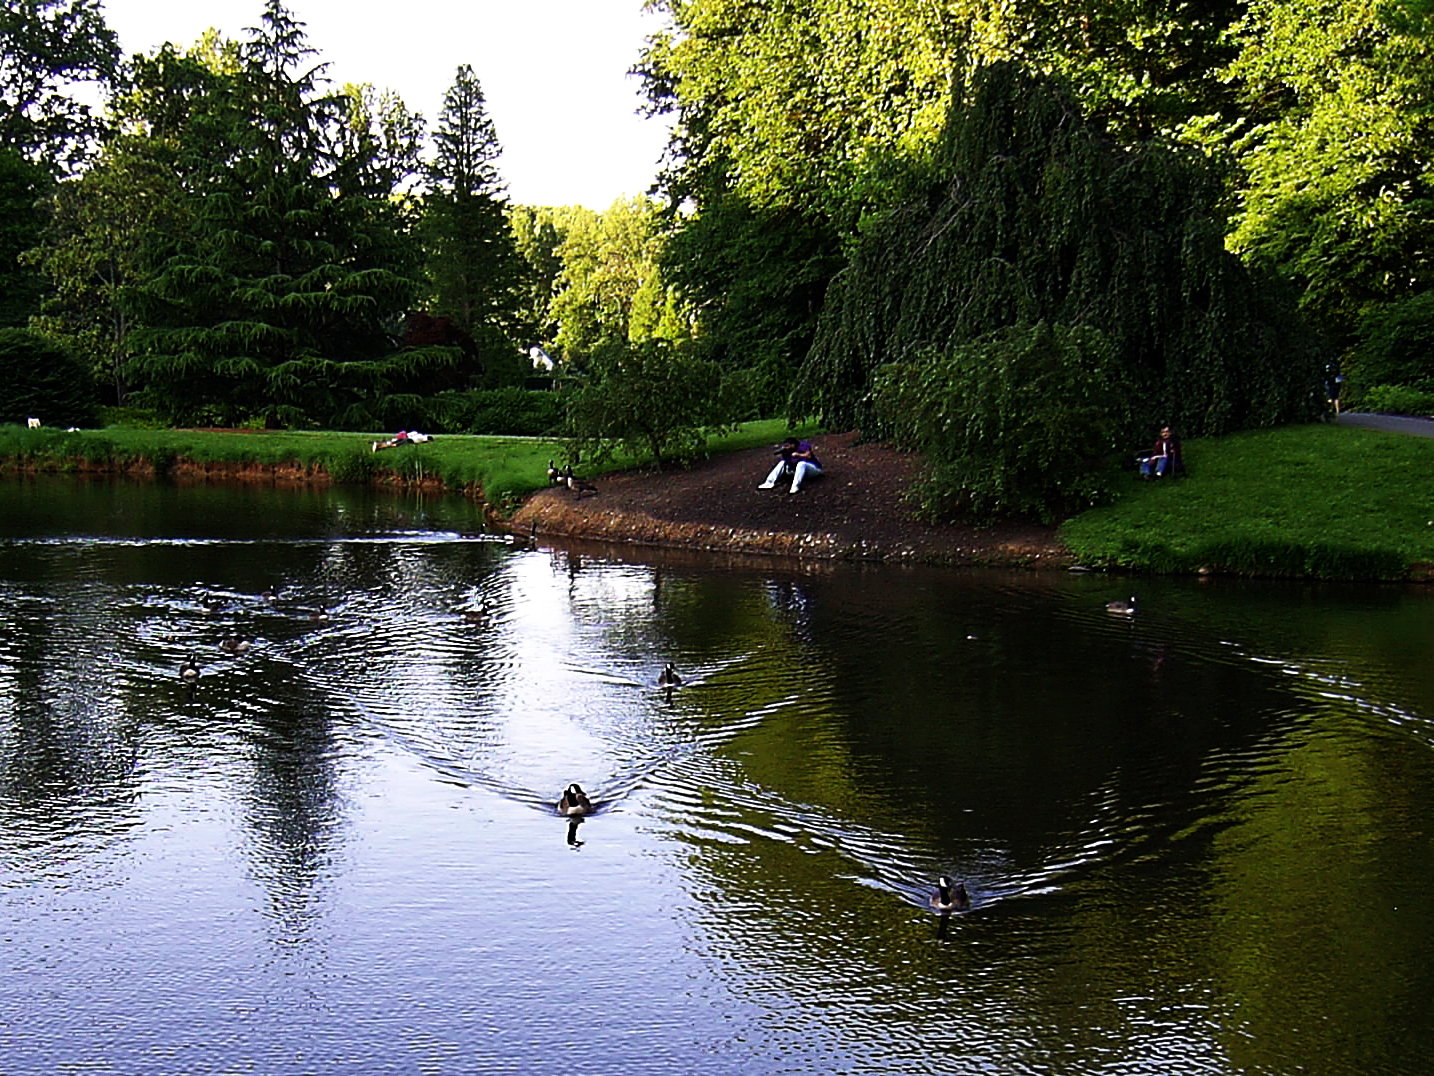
[
  {"left": 565, "top": 339, "right": 742, "bottom": 468},
  {"left": 656, "top": 193, "right": 842, "bottom": 404},
  {"left": 0, "top": 150, "right": 49, "bottom": 329},
  {"left": 1345, "top": 292, "right": 1434, "bottom": 403},
  {"left": 795, "top": 63, "right": 1328, "bottom": 451},
  {"left": 509, "top": 204, "right": 569, "bottom": 348},
  {"left": 1219, "top": 0, "right": 1434, "bottom": 353},
  {"left": 23, "top": 134, "right": 186, "bottom": 403},
  {"left": 637, "top": 0, "right": 1252, "bottom": 397},
  {"left": 1, "top": 0, "right": 121, "bottom": 331},
  {"left": 548, "top": 197, "right": 690, "bottom": 360},
  {"left": 873, "top": 322, "right": 1124, "bottom": 521},
  {"left": 0, "top": 0, "right": 119, "bottom": 171},
  {"left": 0, "top": 327, "right": 96, "bottom": 428},
  {"left": 1357, "top": 383, "right": 1434, "bottom": 416}
]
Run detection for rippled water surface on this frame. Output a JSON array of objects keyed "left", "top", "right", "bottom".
[{"left": 4, "top": 477, "right": 1434, "bottom": 1075}]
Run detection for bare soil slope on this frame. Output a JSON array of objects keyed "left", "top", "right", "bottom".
[{"left": 509, "top": 431, "right": 1072, "bottom": 567}]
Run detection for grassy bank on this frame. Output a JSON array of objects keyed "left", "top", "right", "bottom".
[
  {"left": 5, "top": 418, "right": 1432, "bottom": 580},
  {"left": 1060, "top": 422, "right": 1434, "bottom": 580},
  {"left": 0, "top": 420, "right": 811, "bottom": 514}
]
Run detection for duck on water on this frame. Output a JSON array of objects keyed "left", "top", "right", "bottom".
[
  {"left": 558, "top": 783, "right": 593, "bottom": 817},
  {"left": 931, "top": 876, "right": 971, "bottom": 913}
]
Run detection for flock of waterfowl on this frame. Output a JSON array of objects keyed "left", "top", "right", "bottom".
[
  {"left": 174, "top": 585, "right": 333, "bottom": 685},
  {"left": 177, "top": 585, "right": 1135, "bottom": 914},
  {"left": 547, "top": 460, "right": 598, "bottom": 499}
]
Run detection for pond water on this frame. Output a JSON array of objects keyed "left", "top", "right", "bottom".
[{"left": 3, "top": 477, "right": 1434, "bottom": 1076}]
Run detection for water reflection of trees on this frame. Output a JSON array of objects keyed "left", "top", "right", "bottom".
[
  {"left": 0, "top": 573, "right": 144, "bottom": 868},
  {"left": 238, "top": 675, "right": 342, "bottom": 948}
]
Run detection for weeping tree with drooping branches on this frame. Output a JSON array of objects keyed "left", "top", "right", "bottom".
[{"left": 792, "top": 61, "right": 1329, "bottom": 451}]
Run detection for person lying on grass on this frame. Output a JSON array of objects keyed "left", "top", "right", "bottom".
[{"left": 372, "top": 430, "right": 432, "bottom": 452}]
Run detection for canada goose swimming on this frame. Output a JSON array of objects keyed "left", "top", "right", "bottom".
[
  {"left": 219, "top": 636, "right": 252, "bottom": 654},
  {"left": 1106, "top": 596, "right": 1137, "bottom": 615},
  {"left": 558, "top": 783, "right": 593, "bottom": 816},
  {"left": 931, "top": 876, "right": 971, "bottom": 913},
  {"left": 179, "top": 654, "right": 201, "bottom": 681},
  {"left": 657, "top": 663, "right": 683, "bottom": 690}
]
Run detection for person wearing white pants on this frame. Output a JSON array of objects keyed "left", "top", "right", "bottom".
[{"left": 758, "top": 437, "right": 823, "bottom": 494}]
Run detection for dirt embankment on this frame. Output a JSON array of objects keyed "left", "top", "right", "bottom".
[{"left": 508, "top": 432, "right": 1073, "bottom": 568}]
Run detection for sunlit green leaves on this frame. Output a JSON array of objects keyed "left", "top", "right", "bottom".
[{"left": 1220, "top": 0, "right": 1434, "bottom": 349}]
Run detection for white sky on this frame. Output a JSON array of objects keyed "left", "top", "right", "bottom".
[{"left": 97, "top": 0, "right": 675, "bottom": 210}]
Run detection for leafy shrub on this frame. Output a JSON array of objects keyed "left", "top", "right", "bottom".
[
  {"left": 872, "top": 321, "right": 1125, "bottom": 522},
  {"left": 1357, "top": 383, "right": 1434, "bottom": 417},
  {"left": 0, "top": 328, "right": 98, "bottom": 429},
  {"left": 1347, "top": 292, "right": 1434, "bottom": 403},
  {"left": 368, "top": 389, "right": 563, "bottom": 436},
  {"left": 565, "top": 339, "right": 743, "bottom": 468}
]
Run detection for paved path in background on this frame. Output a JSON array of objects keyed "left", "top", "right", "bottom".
[{"left": 1336, "top": 412, "right": 1434, "bottom": 438}]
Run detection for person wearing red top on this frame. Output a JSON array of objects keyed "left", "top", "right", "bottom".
[{"left": 1139, "top": 426, "right": 1182, "bottom": 478}]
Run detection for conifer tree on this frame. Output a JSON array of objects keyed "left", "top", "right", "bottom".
[
  {"left": 123, "top": 1, "right": 428, "bottom": 427},
  {"left": 420, "top": 64, "right": 525, "bottom": 384}
]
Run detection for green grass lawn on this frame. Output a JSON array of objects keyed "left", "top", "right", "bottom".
[
  {"left": 0, "top": 419, "right": 816, "bottom": 515},
  {"left": 1059, "top": 422, "right": 1434, "bottom": 579}
]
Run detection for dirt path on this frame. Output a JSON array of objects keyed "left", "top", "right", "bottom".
[{"left": 508, "top": 431, "right": 1073, "bottom": 568}]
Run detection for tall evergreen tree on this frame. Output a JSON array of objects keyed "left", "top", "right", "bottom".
[
  {"left": 122, "top": 2, "right": 430, "bottom": 427},
  {"left": 420, "top": 64, "right": 524, "bottom": 383}
]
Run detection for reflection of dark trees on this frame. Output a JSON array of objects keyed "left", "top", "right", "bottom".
[
  {"left": 785, "top": 571, "right": 1292, "bottom": 861},
  {"left": 238, "top": 671, "right": 341, "bottom": 948},
  {"left": 0, "top": 580, "right": 142, "bottom": 864}
]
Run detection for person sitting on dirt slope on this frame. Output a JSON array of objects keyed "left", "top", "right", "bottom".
[{"left": 757, "top": 437, "right": 823, "bottom": 494}]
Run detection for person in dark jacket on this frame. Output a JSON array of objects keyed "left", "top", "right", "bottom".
[{"left": 758, "top": 437, "right": 823, "bottom": 494}]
